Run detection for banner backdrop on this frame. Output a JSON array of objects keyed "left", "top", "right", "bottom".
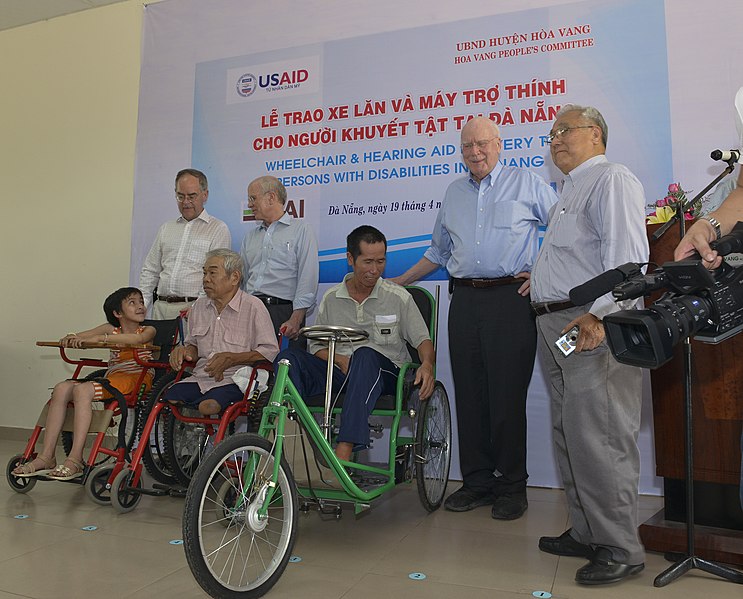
[{"left": 131, "top": 0, "right": 742, "bottom": 493}]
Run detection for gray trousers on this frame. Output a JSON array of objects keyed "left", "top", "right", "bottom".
[{"left": 536, "top": 306, "right": 645, "bottom": 564}]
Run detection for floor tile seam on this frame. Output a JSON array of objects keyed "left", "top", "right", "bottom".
[
  {"left": 119, "top": 565, "right": 194, "bottom": 599},
  {"left": 0, "top": 586, "right": 36, "bottom": 599},
  {"left": 414, "top": 519, "right": 560, "bottom": 543}
]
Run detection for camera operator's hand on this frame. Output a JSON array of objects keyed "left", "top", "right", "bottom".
[
  {"left": 674, "top": 219, "right": 722, "bottom": 268},
  {"left": 563, "top": 313, "right": 604, "bottom": 352}
]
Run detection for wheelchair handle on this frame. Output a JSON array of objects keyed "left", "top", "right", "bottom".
[
  {"left": 298, "top": 324, "right": 369, "bottom": 343},
  {"left": 37, "top": 341, "right": 160, "bottom": 350}
]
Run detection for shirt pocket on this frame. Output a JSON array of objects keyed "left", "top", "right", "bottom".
[
  {"left": 224, "top": 326, "right": 247, "bottom": 351},
  {"left": 188, "top": 322, "right": 210, "bottom": 354},
  {"left": 373, "top": 314, "right": 399, "bottom": 346},
  {"left": 551, "top": 213, "right": 579, "bottom": 248},
  {"left": 272, "top": 239, "right": 298, "bottom": 269}
]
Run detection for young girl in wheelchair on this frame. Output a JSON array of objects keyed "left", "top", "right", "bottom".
[{"left": 12, "top": 287, "right": 156, "bottom": 480}]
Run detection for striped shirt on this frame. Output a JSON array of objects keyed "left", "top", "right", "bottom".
[
  {"left": 92, "top": 326, "right": 154, "bottom": 400},
  {"left": 531, "top": 155, "right": 649, "bottom": 318},
  {"left": 139, "top": 209, "right": 231, "bottom": 308}
]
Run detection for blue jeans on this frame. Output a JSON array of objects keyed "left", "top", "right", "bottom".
[{"left": 276, "top": 347, "right": 399, "bottom": 447}]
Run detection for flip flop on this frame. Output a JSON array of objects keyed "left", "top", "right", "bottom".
[
  {"left": 13, "top": 456, "right": 56, "bottom": 478},
  {"left": 48, "top": 458, "right": 85, "bottom": 481}
]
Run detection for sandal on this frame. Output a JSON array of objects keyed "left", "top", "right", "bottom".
[
  {"left": 13, "top": 455, "right": 56, "bottom": 478},
  {"left": 48, "top": 458, "right": 85, "bottom": 481}
]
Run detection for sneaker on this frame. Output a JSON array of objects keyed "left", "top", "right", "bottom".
[
  {"left": 444, "top": 486, "right": 494, "bottom": 512},
  {"left": 491, "top": 494, "right": 528, "bottom": 520}
]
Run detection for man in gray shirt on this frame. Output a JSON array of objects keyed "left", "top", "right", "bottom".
[
  {"left": 531, "top": 105, "right": 649, "bottom": 585},
  {"left": 276, "top": 225, "right": 434, "bottom": 462}
]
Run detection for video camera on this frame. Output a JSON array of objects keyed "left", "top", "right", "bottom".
[{"left": 596, "top": 224, "right": 743, "bottom": 369}]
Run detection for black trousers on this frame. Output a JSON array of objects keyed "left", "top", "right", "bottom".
[
  {"left": 448, "top": 284, "right": 536, "bottom": 495},
  {"left": 264, "top": 302, "right": 307, "bottom": 351}
]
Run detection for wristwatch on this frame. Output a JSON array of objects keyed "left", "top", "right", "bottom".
[{"left": 701, "top": 216, "right": 722, "bottom": 240}]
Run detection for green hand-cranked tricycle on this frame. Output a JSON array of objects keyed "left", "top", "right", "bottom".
[{"left": 181, "top": 286, "right": 452, "bottom": 598}]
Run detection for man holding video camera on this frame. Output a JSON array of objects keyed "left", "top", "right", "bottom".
[
  {"left": 675, "top": 169, "right": 743, "bottom": 265},
  {"left": 530, "top": 105, "right": 649, "bottom": 585}
]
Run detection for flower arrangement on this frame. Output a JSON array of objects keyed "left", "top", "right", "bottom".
[{"left": 646, "top": 183, "right": 702, "bottom": 224}]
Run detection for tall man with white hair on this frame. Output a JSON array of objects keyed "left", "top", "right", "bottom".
[
  {"left": 140, "top": 169, "right": 231, "bottom": 318},
  {"left": 394, "top": 116, "right": 558, "bottom": 520},
  {"left": 241, "top": 175, "right": 319, "bottom": 349},
  {"left": 531, "top": 104, "right": 649, "bottom": 585}
]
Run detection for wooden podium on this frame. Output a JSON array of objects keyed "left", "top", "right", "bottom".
[{"left": 639, "top": 224, "right": 743, "bottom": 565}]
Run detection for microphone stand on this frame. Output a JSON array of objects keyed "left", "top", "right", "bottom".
[
  {"left": 651, "top": 160, "right": 737, "bottom": 242},
  {"left": 651, "top": 161, "right": 743, "bottom": 587}
]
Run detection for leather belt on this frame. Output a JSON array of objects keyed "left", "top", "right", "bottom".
[
  {"left": 450, "top": 276, "right": 521, "bottom": 289},
  {"left": 255, "top": 294, "right": 292, "bottom": 306},
  {"left": 531, "top": 300, "right": 575, "bottom": 316},
  {"left": 155, "top": 294, "right": 197, "bottom": 303}
]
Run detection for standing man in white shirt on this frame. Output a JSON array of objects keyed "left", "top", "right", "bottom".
[
  {"left": 139, "top": 169, "right": 232, "bottom": 319},
  {"left": 240, "top": 175, "right": 319, "bottom": 349},
  {"left": 531, "top": 105, "right": 648, "bottom": 585}
]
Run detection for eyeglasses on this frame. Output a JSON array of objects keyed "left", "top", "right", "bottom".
[
  {"left": 461, "top": 137, "right": 499, "bottom": 151},
  {"left": 176, "top": 192, "right": 202, "bottom": 203},
  {"left": 247, "top": 191, "right": 270, "bottom": 204},
  {"left": 547, "top": 126, "right": 595, "bottom": 143}
]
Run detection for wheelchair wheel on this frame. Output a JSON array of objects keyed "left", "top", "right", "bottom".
[
  {"left": 415, "top": 382, "right": 452, "bottom": 512},
  {"left": 111, "top": 468, "right": 143, "bottom": 513},
  {"left": 183, "top": 433, "right": 298, "bottom": 599},
  {"left": 85, "top": 464, "right": 115, "bottom": 505},
  {"left": 6, "top": 455, "right": 38, "bottom": 494},
  {"left": 139, "top": 371, "right": 179, "bottom": 485},
  {"left": 61, "top": 369, "right": 140, "bottom": 466},
  {"left": 163, "top": 407, "right": 211, "bottom": 487}
]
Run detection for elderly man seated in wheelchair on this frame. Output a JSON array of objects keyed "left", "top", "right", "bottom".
[
  {"left": 166, "top": 248, "right": 279, "bottom": 414},
  {"left": 276, "top": 225, "right": 435, "bottom": 462}
]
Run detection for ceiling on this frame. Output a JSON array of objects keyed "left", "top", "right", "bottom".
[{"left": 0, "top": 0, "right": 128, "bottom": 32}]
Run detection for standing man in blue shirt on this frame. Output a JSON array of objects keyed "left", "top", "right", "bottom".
[
  {"left": 240, "top": 176, "right": 319, "bottom": 349},
  {"left": 394, "top": 116, "right": 558, "bottom": 519}
]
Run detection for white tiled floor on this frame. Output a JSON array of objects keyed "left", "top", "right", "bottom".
[{"left": 0, "top": 438, "right": 738, "bottom": 598}]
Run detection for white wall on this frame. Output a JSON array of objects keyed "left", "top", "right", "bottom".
[{"left": 0, "top": 0, "right": 151, "bottom": 430}]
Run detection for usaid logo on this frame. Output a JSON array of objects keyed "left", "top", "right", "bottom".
[
  {"left": 227, "top": 57, "right": 319, "bottom": 104},
  {"left": 236, "top": 73, "right": 257, "bottom": 97},
  {"left": 256, "top": 69, "right": 309, "bottom": 89},
  {"left": 235, "top": 69, "right": 309, "bottom": 97}
]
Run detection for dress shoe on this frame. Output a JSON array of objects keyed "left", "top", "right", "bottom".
[
  {"left": 538, "top": 529, "right": 594, "bottom": 558},
  {"left": 575, "top": 547, "right": 644, "bottom": 585},
  {"left": 491, "top": 494, "right": 528, "bottom": 520},
  {"left": 444, "top": 487, "right": 494, "bottom": 512}
]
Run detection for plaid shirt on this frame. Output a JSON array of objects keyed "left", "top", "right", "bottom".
[
  {"left": 183, "top": 289, "right": 279, "bottom": 392},
  {"left": 139, "top": 209, "right": 231, "bottom": 307}
]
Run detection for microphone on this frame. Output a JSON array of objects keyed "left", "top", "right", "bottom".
[
  {"left": 569, "top": 262, "right": 643, "bottom": 305},
  {"left": 710, "top": 148, "right": 741, "bottom": 163}
]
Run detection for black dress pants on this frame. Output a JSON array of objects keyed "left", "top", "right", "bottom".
[{"left": 448, "top": 284, "right": 536, "bottom": 495}]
